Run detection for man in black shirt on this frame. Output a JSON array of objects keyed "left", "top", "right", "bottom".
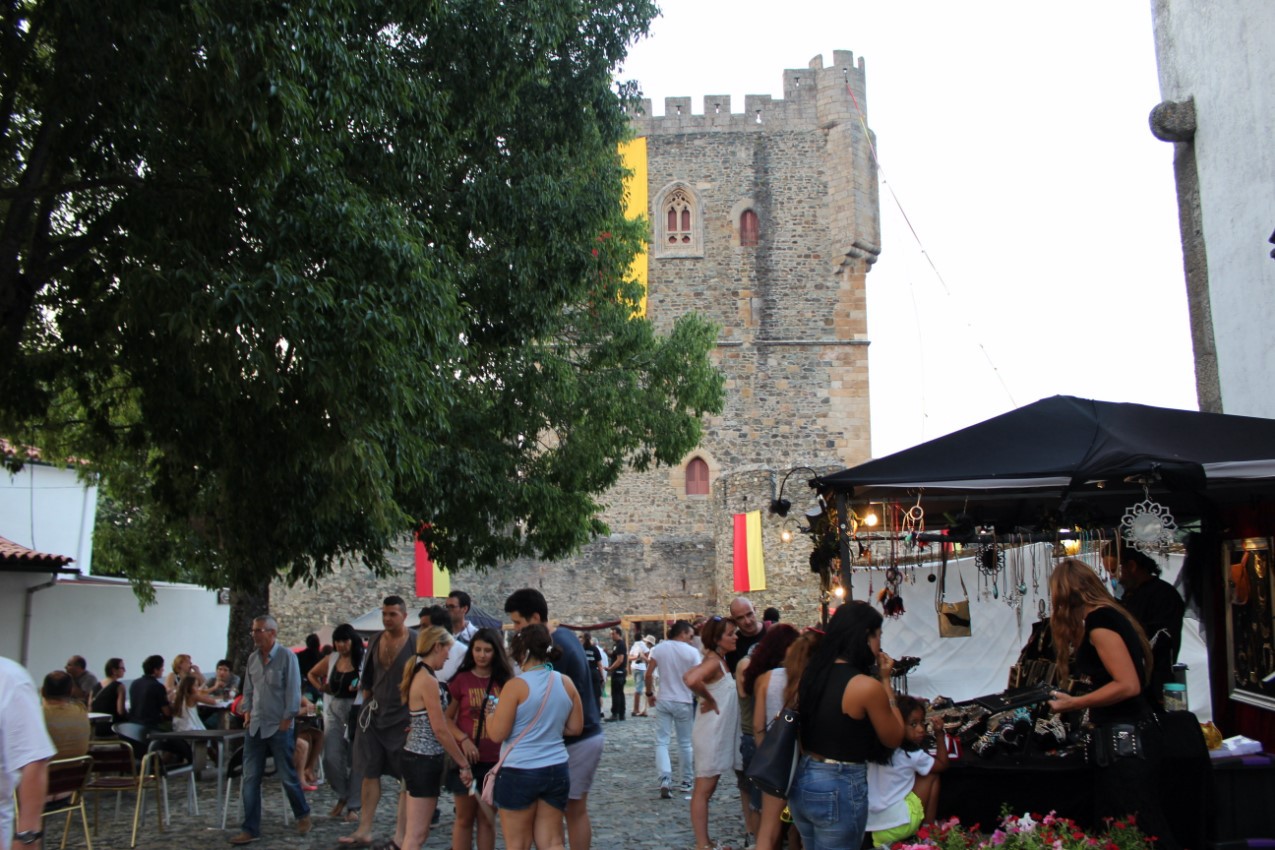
[
  {"left": 128, "top": 654, "right": 171, "bottom": 728},
  {"left": 1117, "top": 549, "right": 1186, "bottom": 710},
  {"left": 606, "top": 626, "right": 627, "bottom": 721},
  {"left": 724, "top": 596, "right": 767, "bottom": 674}
]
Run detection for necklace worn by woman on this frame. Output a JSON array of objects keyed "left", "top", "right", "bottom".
[{"left": 523, "top": 662, "right": 552, "bottom": 673}]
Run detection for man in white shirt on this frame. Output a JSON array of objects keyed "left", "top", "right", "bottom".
[
  {"left": 1, "top": 656, "right": 57, "bottom": 850},
  {"left": 645, "top": 621, "right": 702, "bottom": 798}
]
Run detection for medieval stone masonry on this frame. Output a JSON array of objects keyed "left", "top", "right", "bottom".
[{"left": 273, "top": 51, "right": 881, "bottom": 641}]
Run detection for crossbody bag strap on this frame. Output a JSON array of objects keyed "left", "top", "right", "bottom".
[{"left": 490, "top": 671, "right": 556, "bottom": 773}]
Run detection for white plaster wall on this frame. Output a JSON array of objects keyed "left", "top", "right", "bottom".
[
  {"left": 0, "top": 575, "right": 231, "bottom": 683},
  {"left": 1152, "top": 0, "right": 1275, "bottom": 417},
  {"left": 0, "top": 463, "right": 98, "bottom": 573}
]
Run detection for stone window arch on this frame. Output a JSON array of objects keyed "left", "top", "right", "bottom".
[
  {"left": 739, "top": 209, "right": 759, "bottom": 246},
  {"left": 653, "top": 182, "right": 704, "bottom": 258},
  {"left": 685, "top": 457, "right": 709, "bottom": 496}
]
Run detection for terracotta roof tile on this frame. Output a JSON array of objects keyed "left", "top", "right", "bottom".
[{"left": 0, "top": 535, "right": 74, "bottom": 567}]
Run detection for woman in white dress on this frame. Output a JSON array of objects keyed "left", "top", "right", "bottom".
[
  {"left": 172, "top": 672, "right": 216, "bottom": 731},
  {"left": 684, "top": 615, "right": 740, "bottom": 850}
]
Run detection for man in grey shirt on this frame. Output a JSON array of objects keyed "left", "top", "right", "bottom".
[{"left": 229, "top": 615, "right": 311, "bottom": 845}]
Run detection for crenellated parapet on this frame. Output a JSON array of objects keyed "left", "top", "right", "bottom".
[{"left": 629, "top": 51, "right": 869, "bottom": 138}]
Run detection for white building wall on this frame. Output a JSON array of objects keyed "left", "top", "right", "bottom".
[
  {"left": 1151, "top": 1, "right": 1275, "bottom": 417},
  {"left": 0, "top": 574, "right": 231, "bottom": 683},
  {"left": 0, "top": 462, "right": 98, "bottom": 573}
]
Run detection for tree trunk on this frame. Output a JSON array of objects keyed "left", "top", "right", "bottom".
[{"left": 227, "top": 579, "right": 270, "bottom": 678}]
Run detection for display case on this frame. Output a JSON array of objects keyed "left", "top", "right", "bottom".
[{"left": 1225, "top": 537, "right": 1275, "bottom": 710}]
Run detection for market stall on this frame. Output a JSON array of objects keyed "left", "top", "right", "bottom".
[{"left": 810, "top": 395, "right": 1275, "bottom": 843}]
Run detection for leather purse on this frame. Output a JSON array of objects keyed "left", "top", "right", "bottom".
[
  {"left": 745, "top": 707, "right": 800, "bottom": 797},
  {"left": 937, "top": 564, "right": 972, "bottom": 638}
]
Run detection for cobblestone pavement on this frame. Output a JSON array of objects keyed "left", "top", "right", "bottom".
[{"left": 65, "top": 712, "right": 752, "bottom": 849}]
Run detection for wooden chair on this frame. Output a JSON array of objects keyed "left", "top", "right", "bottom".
[{"left": 17, "top": 755, "right": 93, "bottom": 850}]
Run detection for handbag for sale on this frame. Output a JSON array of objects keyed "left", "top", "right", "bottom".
[
  {"left": 745, "top": 707, "right": 800, "bottom": 798},
  {"left": 937, "top": 559, "right": 972, "bottom": 638},
  {"left": 481, "top": 671, "right": 556, "bottom": 810}
]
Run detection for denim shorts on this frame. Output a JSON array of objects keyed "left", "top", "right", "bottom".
[
  {"left": 401, "top": 751, "right": 445, "bottom": 799},
  {"left": 736, "top": 733, "right": 762, "bottom": 811},
  {"left": 493, "top": 762, "right": 570, "bottom": 812}
]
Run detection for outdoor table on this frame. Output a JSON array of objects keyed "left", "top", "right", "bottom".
[{"left": 150, "top": 727, "right": 245, "bottom": 825}]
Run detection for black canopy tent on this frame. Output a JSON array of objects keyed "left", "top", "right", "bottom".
[{"left": 817, "top": 395, "right": 1275, "bottom": 534}]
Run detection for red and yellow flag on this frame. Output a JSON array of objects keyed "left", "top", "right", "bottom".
[
  {"left": 732, "top": 511, "right": 766, "bottom": 592},
  {"left": 414, "top": 535, "right": 450, "bottom": 598}
]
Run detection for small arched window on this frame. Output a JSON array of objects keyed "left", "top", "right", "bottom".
[
  {"left": 653, "top": 182, "right": 703, "bottom": 258},
  {"left": 739, "top": 209, "right": 759, "bottom": 247},
  {"left": 686, "top": 457, "right": 709, "bottom": 496}
]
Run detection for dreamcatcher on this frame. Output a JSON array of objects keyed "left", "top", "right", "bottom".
[{"left": 877, "top": 565, "right": 906, "bottom": 617}]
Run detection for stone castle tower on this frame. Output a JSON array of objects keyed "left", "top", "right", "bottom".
[{"left": 273, "top": 51, "right": 881, "bottom": 639}]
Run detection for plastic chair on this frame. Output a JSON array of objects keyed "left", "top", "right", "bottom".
[
  {"left": 142, "top": 738, "right": 198, "bottom": 825},
  {"left": 220, "top": 747, "right": 294, "bottom": 829},
  {"left": 18, "top": 755, "right": 94, "bottom": 850}
]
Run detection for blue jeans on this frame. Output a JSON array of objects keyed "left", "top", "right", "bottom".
[
  {"left": 787, "top": 755, "right": 868, "bottom": 850},
  {"left": 241, "top": 727, "right": 310, "bottom": 837},
  {"left": 654, "top": 699, "right": 694, "bottom": 788}
]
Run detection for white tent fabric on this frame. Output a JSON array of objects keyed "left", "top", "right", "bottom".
[{"left": 837, "top": 543, "right": 1211, "bottom": 719}]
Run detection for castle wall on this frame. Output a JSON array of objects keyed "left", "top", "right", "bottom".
[{"left": 272, "top": 52, "right": 881, "bottom": 639}]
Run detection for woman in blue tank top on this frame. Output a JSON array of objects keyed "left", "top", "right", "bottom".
[
  {"left": 788, "top": 601, "right": 904, "bottom": 850},
  {"left": 487, "top": 624, "right": 583, "bottom": 850}
]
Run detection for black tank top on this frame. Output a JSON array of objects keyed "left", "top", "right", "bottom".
[{"left": 799, "top": 663, "right": 876, "bottom": 762}]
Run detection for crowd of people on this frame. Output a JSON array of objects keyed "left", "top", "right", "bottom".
[{"left": 0, "top": 549, "right": 1182, "bottom": 850}]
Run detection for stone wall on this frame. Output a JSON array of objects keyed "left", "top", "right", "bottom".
[{"left": 272, "top": 51, "right": 880, "bottom": 642}]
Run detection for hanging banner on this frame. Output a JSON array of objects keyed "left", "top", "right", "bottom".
[
  {"left": 414, "top": 535, "right": 450, "bottom": 598},
  {"left": 733, "top": 511, "right": 767, "bottom": 592}
]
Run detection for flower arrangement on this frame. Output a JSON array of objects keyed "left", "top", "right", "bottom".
[{"left": 895, "top": 809, "right": 1157, "bottom": 850}]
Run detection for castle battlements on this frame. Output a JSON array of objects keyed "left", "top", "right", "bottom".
[{"left": 629, "top": 50, "right": 868, "bottom": 135}]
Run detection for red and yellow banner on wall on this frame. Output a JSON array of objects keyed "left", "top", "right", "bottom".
[
  {"left": 414, "top": 535, "right": 450, "bottom": 598},
  {"left": 732, "top": 511, "right": 767, "bottom": 592}
]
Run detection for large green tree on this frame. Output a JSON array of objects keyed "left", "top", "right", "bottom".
[{"left": 1, "top": 0, "right": 725, "bottom": 643}]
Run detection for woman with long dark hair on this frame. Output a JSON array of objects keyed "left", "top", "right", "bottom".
[
  {"left": 308, "top": 623, "right": 365, "bottom": 820},
  {"left": 1046, "top": 558, "right": 1177, "bottom": 850},
  {"left": 684, "top": 615, "right": 740, "bottom": 850},
  {"left": 787, "top": 601, "right": 903, "bottom": 850},
  {"left": 446, "top": 628, "right": 515, "bottom": 850},
  {"left": 742, "top": 624, "right": 799, "bottom": 850}
]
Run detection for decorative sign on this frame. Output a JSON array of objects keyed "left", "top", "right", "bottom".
[{"left": 1119, "top": 498, "right": 1178, "bottom": 555}]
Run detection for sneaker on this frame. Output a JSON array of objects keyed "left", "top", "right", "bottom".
[
  {"left": 228, "top": 833, "right": 258, "bottom": 845},
  {"left": 295, "top": 815, "right": 312, "bottom": 835},
  {"left": 679, "top": 780, "right": 694, "bottom": 792},
  {"left": 660, "top": 785, "right": 672, "bottom": 799}
]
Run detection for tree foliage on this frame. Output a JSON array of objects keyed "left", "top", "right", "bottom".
[{"left": 1, "top": 0, "right": 725, "bottom": 594}]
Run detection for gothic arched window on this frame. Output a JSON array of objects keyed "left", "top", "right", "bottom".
[{"left": 653, "top": 182, "right": 704, "bottom": 258}]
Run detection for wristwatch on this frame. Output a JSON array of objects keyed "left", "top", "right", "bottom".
[
  {"left": 646, "top": 691, "right": 655, "bottom": 698},
  {"left": 16, "top": 830, "right": 43, "bottom": 845}
]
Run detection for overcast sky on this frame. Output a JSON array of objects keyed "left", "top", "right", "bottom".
[{"left": 619, "top": 1, "right": 1199, "bottom": 459}]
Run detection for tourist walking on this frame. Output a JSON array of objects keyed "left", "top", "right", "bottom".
[
  {"left": 645, "top": 620, "right": 700, "bottom": 799},
  {"left": 308, "top": 622, "right": 364, "bottom": 821},
  {"left": 230, "top": 614, "right": 311, "bottom": 845}
]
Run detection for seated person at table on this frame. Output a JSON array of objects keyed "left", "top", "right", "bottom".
[
  {"left": 205, "top": 659, "right": 241, "bottom": 697},
  {"left": 129, "top": 655, "right": 172, "bottom": 729},
  {"left": 164, "top": 653, "right": 201, "bottom": 703},
  {"left": 43, "top": 670, "right": 91, "bottom": 758},
  {"left": 91, "top": 657, "right": 129, "bottom": 731},
  {"left": 173, "top": 672, "right": 219, "bottom": 731},
  {"left": 293, "top": 696, "right": 324, "bottom": 790},
  {"left": 65, "top": 655, "right": 99, "bottom": 704},
  {"left": 866, "top": 696, "right": 949, "bottom": 847}
]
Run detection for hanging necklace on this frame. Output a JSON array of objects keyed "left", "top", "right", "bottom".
[{"left": 523, "top": 662, "right": 553, "bottom": 673}]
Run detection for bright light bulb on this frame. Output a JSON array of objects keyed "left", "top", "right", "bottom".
[
  {"left": 780, "top": 528, "right": 793, "bottom": 543},
  {"left": 863, "top": 512, "right": 878, "bottom": 527},
  {"left": 833, "top": 585, "right": 846, "bottom": 599}
]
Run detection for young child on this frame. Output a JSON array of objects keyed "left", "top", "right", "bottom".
[{"left": 866, "top": 695, "right": 950, "bottom": 847}]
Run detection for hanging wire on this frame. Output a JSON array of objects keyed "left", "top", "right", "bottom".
[{"left": 843, "top": 79, "right": 1017, "bottom": 410}]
